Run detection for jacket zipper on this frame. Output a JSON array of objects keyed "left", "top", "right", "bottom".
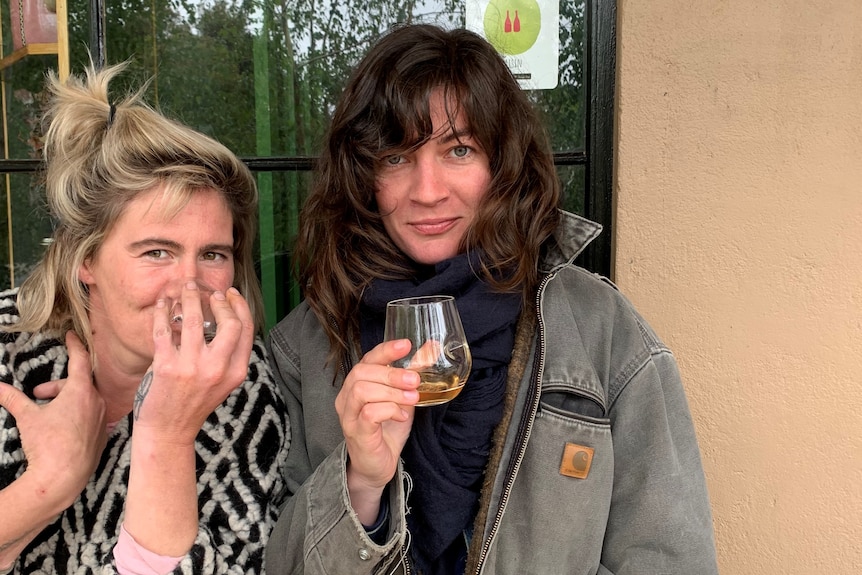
[
  {"left": 398, "top": 530, "right": 413, "bottom": 575},
  {"left": 400, "top": 473, "right": 414, "bottom": 575},
  {"left": 472, "top": 274, "right": 551, "bottom": 574},
  {"left": 381, "top": 528, "right": 412, "bottom": 575},
  {"left": 382, "top": 468, "right": 414, "bottom": 575}
]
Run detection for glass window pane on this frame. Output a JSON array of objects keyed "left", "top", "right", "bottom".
[
  {"left": 1, "top": 1, "right": 591, "bottom": 312},
  {"left": 0, "top": 50, "right": 58, "bottom": 287},
  {"left": 75, "top": 1, "right": 585, "bottom": 158},
  {"left": 0, "top": 172, "right": 52, "bottom": 288},
  {"left": 558, "top": 164, "right": 586, "bottom": 216},
  {"left": 529, "top": 1, "right": 586, "bottom": 152}
]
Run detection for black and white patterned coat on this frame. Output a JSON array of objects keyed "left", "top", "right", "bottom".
[{"left": 0, "top": 288, "right": 290, "bottom": 574}]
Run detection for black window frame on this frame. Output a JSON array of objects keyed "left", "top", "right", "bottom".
[{"left": 0, "top": 0, "right": 616, "bottom": 278}]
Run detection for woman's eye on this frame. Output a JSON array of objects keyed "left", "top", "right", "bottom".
[
  {"left": 451, "top": 145, "right": 471, "bottom": 158},
  {"left": 202, "top": 251, "right": 227, "bottom": 261},
  {"left": 385, "top": 155, "right": 405, "bottom": 166},
  {"left": 144, "top": 249, "right": 167, "bottom": 259}
]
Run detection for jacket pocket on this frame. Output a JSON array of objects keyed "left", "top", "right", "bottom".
[
  {"left": 540, "top": 383, "right": 609, "bottom": 421},
  {"left": 481, "top": 407, "right": 613, "bottom": 575}
]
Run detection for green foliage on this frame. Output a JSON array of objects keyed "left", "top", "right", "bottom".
[{"left": 0, "top": 0, "right": 587, "bottom": 301}]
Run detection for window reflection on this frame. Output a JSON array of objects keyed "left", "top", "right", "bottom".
[{"left": 1, "top": 1, "right": 588, "bottom": 321}]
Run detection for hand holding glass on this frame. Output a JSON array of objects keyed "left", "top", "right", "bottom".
[
  {"left": 163, "top": 280, "right": 218, "bottom": 344},
  {"left": 384, "top": 295, "right": 472, "bottom": 406}
]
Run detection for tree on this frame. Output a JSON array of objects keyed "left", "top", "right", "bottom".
[{"left": 1, "top": 0, "right": 588, "bottom": 304}]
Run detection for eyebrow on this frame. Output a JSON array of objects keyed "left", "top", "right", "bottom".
[
  {"left": 435, "top": 128, "right": 475, "bottom": 146},
  {"left": 128, "top": 238, "right": 235, "bottom": 254}
]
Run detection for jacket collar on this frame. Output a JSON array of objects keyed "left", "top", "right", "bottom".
[{"left": 540, "top": 210, "right": 603, "bottom": 273}]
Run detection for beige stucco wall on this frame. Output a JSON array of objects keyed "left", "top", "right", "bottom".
[{"left": 614, "top": 0, "right": 862, "bottom": 572}]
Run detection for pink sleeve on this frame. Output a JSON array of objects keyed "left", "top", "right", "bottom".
[{"left": 113, "top": 524, "right": 184, "bottom": 575}]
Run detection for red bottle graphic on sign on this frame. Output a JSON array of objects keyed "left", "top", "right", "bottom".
[
  {"left": 513, "top": 10, "right": 521, "bottom": 32},
  {"left": 504, "top": 10, "right": 512, "bottom": 33}
]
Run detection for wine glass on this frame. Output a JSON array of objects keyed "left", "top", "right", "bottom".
[
  {"left": 384, "top": 295, "right": 472, "bottom": 406},
  {"left": 163, "top": 279, "right": 218, "bottom": 344}
]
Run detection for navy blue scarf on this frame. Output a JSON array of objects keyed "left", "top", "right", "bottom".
[{"left": 360, "top": 252, "right": 521, "bottom": 575}]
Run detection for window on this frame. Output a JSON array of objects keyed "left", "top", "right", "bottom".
[{"left": 0, "top": 0, "right": 615, "bottom": 330}]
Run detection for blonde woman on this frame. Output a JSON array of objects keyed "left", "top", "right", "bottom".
[{"left": 0, "top": 63, "right": 288, "bottom": 574}]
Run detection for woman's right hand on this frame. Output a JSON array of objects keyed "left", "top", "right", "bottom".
[
  {"left": 335, "top": 339, "right": 420, "bottom": 524},
  {"left": 0, "top": 331, "right": 106, "bottom": 570},
  {"left": 0, "top": 331, "right": 107, "bottom": 510}
]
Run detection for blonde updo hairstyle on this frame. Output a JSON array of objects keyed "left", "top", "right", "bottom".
[{"left": 4, "top": 62, "right": 262, "bottom": 358}]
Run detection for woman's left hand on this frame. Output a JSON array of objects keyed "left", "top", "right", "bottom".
[
  {"left": 122, "top": 281, "right": 253, "bottom": 557},
  {"left": 131, "top": 281, "right": 254, "bottom": 445}
]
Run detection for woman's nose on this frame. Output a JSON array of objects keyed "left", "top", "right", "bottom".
[
  {"left": 410, "top": 156, "right": 448, "bottom": 205},
  {"left": 161, "top": 260, "right": 210, "bottom": 298},
  {"left": 179, "top": 258, "right": 202, "bottom": 280}
]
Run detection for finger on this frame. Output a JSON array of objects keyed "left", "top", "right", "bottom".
[
  {"left": 65, "top": 331, "right": 93, "bottom": 386},
  {"left": 152, "top": 295, "right": 175, "bottom": 356},
  {"left": 33, "top": 380, "right": 63, "bottom": 399},
  {"left": 210, "top": 287, "right": 254, "bottom": 370},
  {"left": 410, "top": 339, "right": 442, "bottom": 370},
  {"left": 347, "top": 362, "right": 420, "bottom": 394},
  {"left": 360, "top": 339, "right": 415, "bottom": 367},
  {"left": 0, "top": 381, "right": 34, "bottom": 418},
  {"left": 226, "top": 287, "right": 254, "bottom": 330},
  {"left": 179, "top": 280, "right": 206, "bottom": 349},
  {"left": 211, "top": 287, "right": 254, "bottom": 339},
  {"left": 342, "top": 378, "right": 420, "bottom": 419},
  {"left": 353, "top": 401, "right": 414, "bottom": 429},
  {"left": 338, "top": 365, "right": 419, "bottom": 422}
]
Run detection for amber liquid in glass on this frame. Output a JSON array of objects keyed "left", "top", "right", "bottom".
[{"left": 416, "top": 372, "right": 466, "bottom": 406}]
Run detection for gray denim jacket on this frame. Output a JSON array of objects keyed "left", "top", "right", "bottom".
[{"left": 265, "top": 211, "right": 719, "bottom": 575}]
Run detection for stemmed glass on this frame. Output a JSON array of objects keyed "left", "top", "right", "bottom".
[{"left": 384, "top": 295, "right": 472, "bottom": 406}]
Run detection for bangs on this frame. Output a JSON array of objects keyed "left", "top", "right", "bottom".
[{"left": 377, "top": 83, "right": 470, "bottom": 154}]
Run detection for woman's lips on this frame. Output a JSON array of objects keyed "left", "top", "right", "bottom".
[{"left": 410, "top": 218, "right": 457, "bottom": 235}]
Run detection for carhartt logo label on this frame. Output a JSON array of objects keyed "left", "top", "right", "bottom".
[{"left": 560, "top": 443, "right": 594, "bottom": 479}]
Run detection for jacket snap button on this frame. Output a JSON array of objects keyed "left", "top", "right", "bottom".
[{"left": 359, "top": 549, "right": 371, "bottom": 561}]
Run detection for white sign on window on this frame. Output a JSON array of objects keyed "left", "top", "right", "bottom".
[{"left": 466, "top": 0, "right": 560, "bottom": 90}]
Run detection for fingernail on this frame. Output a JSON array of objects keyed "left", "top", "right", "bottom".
[
  {"left": 186, "top": 280, "right": 198, "bottom": 290},
  {"left": 228, "top": 287, "right": 240, "bottom": 295},
  {"left": 404, "top": 390, "right": 419, "bottom": 402},
  {"left": 213, "top": 290, "right": 226, "bottom": 301},
  {"left": 156, "top": 298, "right": 166, "bottom": 308},
  {"left": 405, "top": 371, "right": 420, "bottom": 386}
]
